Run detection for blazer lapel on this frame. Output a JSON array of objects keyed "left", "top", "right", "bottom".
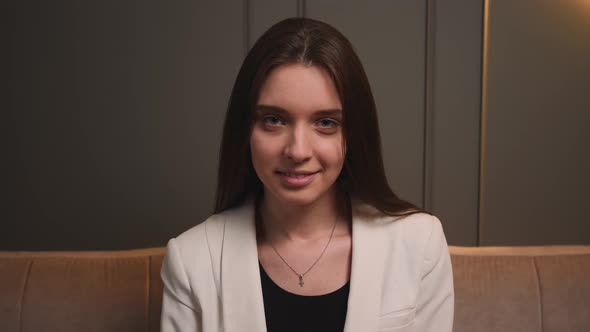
[
  {"left": 344, "top": 198, "right": 388, "bottom": 332},
  {"left": 219, "top": 197, "right": 386, "bottom": 332},
  {"left": 220, "top": 199, "right": 267, "bottom": 332}
]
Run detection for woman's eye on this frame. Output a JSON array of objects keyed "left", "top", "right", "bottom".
[
  {"left": 262, "top": 115, "right": 284, "bottom": 126},
  {"left": 317, "top": 119, "right": 338, "bottom": 128}
]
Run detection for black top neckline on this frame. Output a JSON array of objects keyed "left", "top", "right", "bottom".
[{"left": 258, "top": 261, "right": 350, "bottom": 298}]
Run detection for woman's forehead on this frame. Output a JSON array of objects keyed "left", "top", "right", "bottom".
[
  {"left": 256, "top": 63, "right": 342, "bottom": 112},
  {"left": 254, "top": 104, "right": 343, "bottom": 119}
]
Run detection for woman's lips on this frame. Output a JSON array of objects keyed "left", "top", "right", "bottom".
[{"left": 277, "top": 171, "right": 319, "bottom": 187}]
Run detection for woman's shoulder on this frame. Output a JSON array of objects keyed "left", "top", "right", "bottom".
[
  {"left": 387, "top": 212, "right": 449, "bottom": 265},
  {"left": 354, "top": 199, "right": 446, "bottom": 253},
  {"left": 369, "top": 211, "right": 450, "bottom": 277},
  {"left": 353, "top": 198, "right": 442, "bottom": 236},
  {"left": 162, "top": 210, "right": 233, "bottom": 282},
  {"left": 390, "top": 212, "right": 443, "bottom": 237},
  {"left": 376, "top": 212, "right": 443, "bottom": 246},
  {"left": 172, "top": 200, "right": 252, "bottom": 250},
  {"left": 172, "top": 211, "right": 229, "bottom": 250},
  {"left": 161, "top": 211, "right": 234, "bottom": 309}
]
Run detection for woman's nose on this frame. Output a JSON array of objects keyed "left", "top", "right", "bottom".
[{"left": 284, "top": 126, "right": 312, "bottom": 163}]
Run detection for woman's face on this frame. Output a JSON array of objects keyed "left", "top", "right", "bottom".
[{"left": 250, "top": 63, "right": 345, "bottom": 207}]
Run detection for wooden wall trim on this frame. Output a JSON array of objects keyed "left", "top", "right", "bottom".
[
  {"left": 423, "top": 0, "right": 436, "bottom": 210},
  {"left": 478, "top": 0, "right": 490, "bottom": 246}
]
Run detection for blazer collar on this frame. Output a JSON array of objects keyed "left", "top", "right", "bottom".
[
  {"left": 220, "top": 198, "right": 267, "bottom": 332},
  {"left": 220, "top": 197, "right": 387, "bottom": 332},
  {"left": 344, "top": 197, "right": 388, "bottom": 332}
]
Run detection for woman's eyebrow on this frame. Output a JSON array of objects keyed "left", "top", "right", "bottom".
[{"left": 255, "top": 104, "right": 343, "bottom": 117}]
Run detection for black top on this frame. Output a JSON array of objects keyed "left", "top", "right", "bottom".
[{"left": 259, "top": 263, "right": 350, "bottom": 332}]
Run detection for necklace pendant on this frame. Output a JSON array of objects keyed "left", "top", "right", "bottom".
[{"left": 298, "top": 275, "right": 304, "bottom": 287}]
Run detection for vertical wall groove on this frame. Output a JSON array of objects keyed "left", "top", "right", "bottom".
[
  {"left": 243, "top": 0, "right": 250, "bottom": 54},
  {"left": 297, "top": 0, "right": 306, "bottom": 17},
  {"left": 422, "top": 0, "right": 436, "bottom": 210},
  {"left": 478, "top": 0, "right": 491, "bottom": 246}
]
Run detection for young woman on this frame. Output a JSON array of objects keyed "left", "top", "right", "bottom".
[{"left": 161, "top": 18, "right": 454, "bottom": 332}]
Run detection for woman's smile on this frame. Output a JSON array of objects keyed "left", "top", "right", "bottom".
[{"left": 277, "top": 170, "right": 320, "bottom": 188}]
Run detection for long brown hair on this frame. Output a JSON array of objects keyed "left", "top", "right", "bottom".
[{"left": 214, "top": 17, "right": 422, "bottom": 217}]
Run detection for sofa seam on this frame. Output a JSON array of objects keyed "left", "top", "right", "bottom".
[
  {"left": 18, "top": 259, "right": 33, "bottom": 332},
  {"left": 532, "top": 257, "right": 544, "bottom": 332},
  {"left": 146, "top": 255, "right": 151, "bottom": 332}
]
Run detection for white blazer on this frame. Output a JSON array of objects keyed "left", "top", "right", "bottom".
[{"left": 160, "top": 197, "right": 454, "bottom": 332}]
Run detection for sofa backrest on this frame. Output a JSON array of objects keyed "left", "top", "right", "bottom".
[
  {"left": 0, "top": 248, "right": 165, "bottom": 332},
  {"left": 1, "top": 246, "right": 589, "bottom": 332},
  {"left": 450, "top": 245, "right": 590, "bottom": 332}
]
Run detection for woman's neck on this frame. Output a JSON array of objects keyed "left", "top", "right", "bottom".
[{"left": 257, "top": 188, "right": 349, "bottom": 242}]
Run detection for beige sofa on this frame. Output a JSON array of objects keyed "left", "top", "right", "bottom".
[{"left": 1, "top": 246, "right": 589, "bottom": 332}]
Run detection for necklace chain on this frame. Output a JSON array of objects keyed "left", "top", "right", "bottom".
[{"left": 267, "top": 218, "right": 338, "bottom": 287}]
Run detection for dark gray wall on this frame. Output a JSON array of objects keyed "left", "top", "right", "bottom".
[
  {"left": 428, "top": 0, "right": 483, "bottom": 246},
  {"left": 5, "top": 0, "right": 589, "bottom": 250},
  {"left": 7, "top": 1, "right": 244, "bottom": 250},
  {"left": 479, "top": 0, "right": 590, "bottom": 245}
]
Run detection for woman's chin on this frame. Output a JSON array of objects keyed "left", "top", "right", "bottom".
[
  {"left": 274, "top": 193, "right": 318, "bottom": 207},
  {"left": 266, "top": 185, "right": 337, "bottom": 208}
]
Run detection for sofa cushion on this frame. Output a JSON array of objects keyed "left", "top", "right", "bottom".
[
  {"left": 0, "top": 248, "right": 164, "bottom": 332},
  {"left": 450, "top": 246, "right": 590, "bottom": 332},
  {"left": 2, "top": 246, "right": 589, "bottom": 332},
  {"left": 536, "top": 253, "right": 590, "bottom": 332}
]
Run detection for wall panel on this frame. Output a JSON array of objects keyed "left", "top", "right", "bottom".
[
  {"left": 248, "top": 0, "right": 298, "bottom": 48},
  {"left": 6, "top": 1, "right": 245, "bottom": 249},
  {"left": 8, "top": 1, "right": 588, "bottom": 250},
  {"left": 307, "top": 0, "right": 428, "bottom": 207},
  {"left": 429, "top": 0, "right": 484, "bottom": 245},
  {"left": 480, "top": 0, "right": 590, "bottom": 245}
]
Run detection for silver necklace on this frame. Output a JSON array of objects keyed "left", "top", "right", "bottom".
[{"left": 267, "top": 218, "right": 338, "bottom": 287}]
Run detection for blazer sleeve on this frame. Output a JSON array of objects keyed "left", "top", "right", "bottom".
[
  {"left": 160, "top": 238, "right": 202, "bottom": 332},
  {"left": 414, "top": 216, "right": 455, "bottom": 332}
]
